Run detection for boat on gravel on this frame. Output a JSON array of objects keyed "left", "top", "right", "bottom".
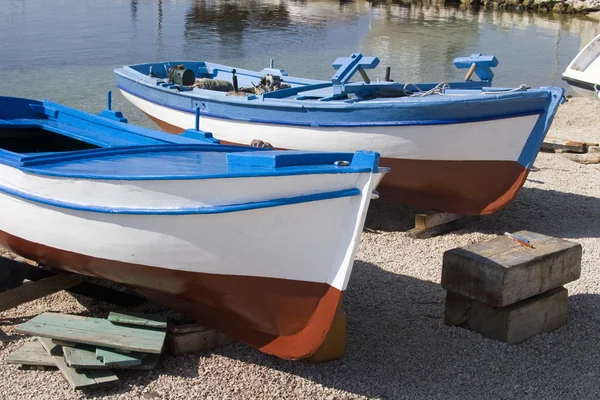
[
  {"left": 0, "top": 95, "right": 387, "bottom": 360},
  {"left": 115, "top": 53, "right": 565, "bottom": 215},
  {"left": 562, "top": 33, "right": 600, "bottom": 99}
]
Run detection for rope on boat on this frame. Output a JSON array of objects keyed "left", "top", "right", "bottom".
[
  {"left": 481, "top": 84, "right": 530, "bottom": 94},
  {"left": 403, "top": 82, "right": 531, "bottom": 97}
]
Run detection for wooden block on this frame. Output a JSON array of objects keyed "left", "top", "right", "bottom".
[
  {"left": 6, "top": 341, "right": 56, "bottom": 367},
  {"left": 444, "top": 287, "right": 568, "bottom": 344},
  {"left": 415, "top": 212, "right": 462, "bottom": 230},
  {"left": 308, "top": 309, "right": 346, "bottom": 363},
  {"left": 407, "top": 212, "right": 471, "bottom": 239},
  {"left": 96, "top": 347, "right": 143, "bottom": 367},
  {"left": 541, "top": 137, "right": 588, "bottom": 153},
  {"left": 37, "top": 337, "right": 118, "bottom": 390},
  {"left": 441, "top": 231, "right": 581, "bottom": 307},
  {"left": 17, "top": 312, "right": 166, "bottom": 354},
  {"left": 108, "top": 311, "right": 167, "bottom": 329},
  {"left": 165, "top": 323, "right": 233, "bottom": 356},
  {"left": 0, "top": 273, "right": 85, "bottom": 312}
]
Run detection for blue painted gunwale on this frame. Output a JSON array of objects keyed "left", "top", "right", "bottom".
[
  {"left": 0, "top": 183, "right": 360, "bottom": 215},
  {"left": 0, "top": 96, "right": 383, "bottom": 215},
  {"left": 116, "top": 74, "right": 557, "bottom": 127}
]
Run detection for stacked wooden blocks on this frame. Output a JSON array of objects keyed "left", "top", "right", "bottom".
[{"left": 441, "top": 231, "right": 582, "bottom": 344}]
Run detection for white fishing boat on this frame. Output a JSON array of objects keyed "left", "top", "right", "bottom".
[
  {"left": 0, "top": 95, "right": 387, "bottom": 360},
  {"left": 562, "top": 33, "right": 600, "bottom": 99},
  {"left": 115, "top": 53, "right": 565, "bottom": 215}
]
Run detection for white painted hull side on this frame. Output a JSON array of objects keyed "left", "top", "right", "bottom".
[
  {"left": 563, "top": 33, "right": 600, "bottom": 98},
  {"left": 121, "top": 90, "right": 539, "bottom": 162},
  {"left": 0, "top": 168, "right": 380, "bottom": 291}
]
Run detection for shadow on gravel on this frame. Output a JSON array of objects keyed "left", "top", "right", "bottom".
[
  {"left": 217, "top": 262, "right": 600, "bottom": 399},
  {"left": 364, "top": 186, "right": 600, "bottom": 240},
  {"left": 0, "top": 329, "right": 27, "bottom": 346}
]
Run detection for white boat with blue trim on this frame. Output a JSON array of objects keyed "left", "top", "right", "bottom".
[
  {"left": 0, "top": 95, "right": 387, "bottom": 360},
  {"left": 562, "top": 33, "right": 600, "bottom": 99},
  {"left": 115, "top": 53, "right": 565, "bottom": 216}
]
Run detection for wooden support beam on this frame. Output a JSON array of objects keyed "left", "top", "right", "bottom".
[
  {"left": 407, "top": 212, "right": 470, "bottom": 239},
  {"left": 541, "top": 137, "right": 592, "bottom": 154},
  {"left": 0, "top": 274, "right": 85, "bottom": 312},
  {"left": 0, "top": 256, "right": 146, "bottom": 306}
]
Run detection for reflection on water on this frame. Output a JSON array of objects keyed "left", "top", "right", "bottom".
[{"left": 0, "top": 0, "right": 599, "bottom": 122}]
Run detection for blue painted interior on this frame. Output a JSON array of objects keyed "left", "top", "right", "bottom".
[
  {"left": 114, "top": 53, "right": 563, "bottom": 132},
  {"left": 0, "top": 96, "right": 382, "bottom": 181}
]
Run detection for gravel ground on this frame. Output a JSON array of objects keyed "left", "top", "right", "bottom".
[{"left": 1, "top": 97, "right": 599, "bottom": 400}]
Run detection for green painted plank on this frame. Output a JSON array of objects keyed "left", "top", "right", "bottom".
[
  {"left": 37, "top": 337, "right": 118, "bottom": 390},
  {"left": 108, "top": 312, "right": 167, "bottom": 329},
  {"left": 64, "top": 345, "right": 158, "bottom": 370},
  {"left": 6, "top": 341, "right": 56, "bottom": 367},
  {"left": 96, "top": 347, "right": 143, "bottom": 367},
  {"left": 18, "top": 313, "right": 166, "bottom": 354},
  {"left": 63, "top": 346, "right": 107, "bottom": 369}
]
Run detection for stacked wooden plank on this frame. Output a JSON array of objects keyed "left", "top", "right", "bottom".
[
  {"left": 441, "top": 231, "right": 582, "bottom": 344},
  {"left": 8, "top": 311, "right": 167, "bottom": 390}
]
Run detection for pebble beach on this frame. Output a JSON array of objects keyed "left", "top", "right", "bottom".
[{"left": 0, "top": 96, "right": 599, "bottom": 400}]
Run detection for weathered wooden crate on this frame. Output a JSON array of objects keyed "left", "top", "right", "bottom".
[
  {"left": 445, "top": 287, "right": 568, "bottom": 344},
  {"left": 441, "top": 231, "right": 581, "bottom": 308},
  {"left": 442, "top": 231, "right": 581, "bottom": 344},
  {"left": 165, "top": 322, "right": 234, "bottom": 356}
]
